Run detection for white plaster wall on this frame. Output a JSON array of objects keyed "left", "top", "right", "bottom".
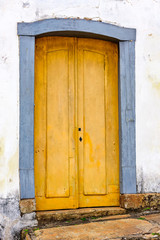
[{"left": 0, "top": 0, "right": 160, "bottom": 199}]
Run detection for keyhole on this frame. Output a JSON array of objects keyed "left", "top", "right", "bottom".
[{"left": 79, "top": 137, "right": 82, "bottom": 142}]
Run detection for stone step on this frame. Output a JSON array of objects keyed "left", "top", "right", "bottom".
[
  {"left": 23, "top": 213, "right": 160, "bottom": 240},
  {"left": 36, "top": 207, "right": 126, "bottom": 226}
]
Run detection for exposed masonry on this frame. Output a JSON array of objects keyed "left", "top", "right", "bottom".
[{"left": 0, "top": 197, "right": 37, "bottom": 240}]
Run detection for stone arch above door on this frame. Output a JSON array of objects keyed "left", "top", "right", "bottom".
[{"left": 18, "top": 18, "right": 136, "bottom": 199}]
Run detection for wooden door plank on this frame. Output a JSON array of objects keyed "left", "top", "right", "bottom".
[
  {"left": 77, "top": 38, "right": 119, "bottom": 207},
  {"left": 34, "top": 37, "right": 77, "bottom": 210}
]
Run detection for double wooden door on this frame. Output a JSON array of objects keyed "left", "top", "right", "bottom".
[{"left": 34, "top": 37, "right": 119, "bottom": 210}]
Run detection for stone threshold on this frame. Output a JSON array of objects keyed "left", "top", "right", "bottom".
[{"left": 36, "top": 207, "right": 126, "bottom": 226}]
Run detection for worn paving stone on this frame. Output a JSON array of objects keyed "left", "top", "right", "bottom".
[
  {"left": 29, "top": 218, "right": 155, "bottom": 240},
  {"left": 142, "top": 214, "right": 160, "bottom": 225}
]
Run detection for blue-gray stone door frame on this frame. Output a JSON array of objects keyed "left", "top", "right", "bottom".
[{"left": 18, "top": 18, "right": 136, "bottom": 199}]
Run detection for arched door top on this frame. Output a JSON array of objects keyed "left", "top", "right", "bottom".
[{"left": 18, "top": 18, "right": 136, "bottom": 41}]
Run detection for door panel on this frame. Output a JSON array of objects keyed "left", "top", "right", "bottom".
[
  {"left": 35, "top": 37, "right": 77, "bottom": 210},
  {"left": 46, "top": 50, "right": 69, "bottom": 198},
  {"left": 34, "top": 37, "right": 119, "bottom": 210},
  {"left": 77, "top": 38, "right": 119, "bottom": 207},
  {"left": 83, "top": 50, "right": 106, "bottom": 195}
]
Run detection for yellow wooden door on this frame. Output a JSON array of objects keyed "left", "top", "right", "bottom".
[
  {"left": 77, "top": 39, "right": 119, "bottom": 207},
  {"left": 34, "top": 37, "right": 77, "bottom": 210},
  {"left": 34, "top": 37, "right": 119, "bottom": 210}
]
